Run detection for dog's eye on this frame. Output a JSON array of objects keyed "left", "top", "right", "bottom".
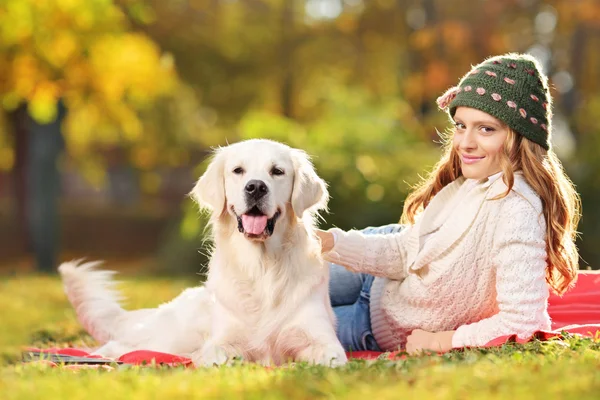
[
  {"left": 271, "top": 167, "right": 285, "bottom": 176},
  {"left": 233, "top": 167, "right": 245, "bottom": 175}
]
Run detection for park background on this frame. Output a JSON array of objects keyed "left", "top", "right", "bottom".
[{"left": 0, "top": 0, "right": 599, "bottom": 277}]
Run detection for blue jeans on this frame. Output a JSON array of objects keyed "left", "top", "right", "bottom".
[{"left": 329, "top": 223, "right": 405, "bottom": 352}]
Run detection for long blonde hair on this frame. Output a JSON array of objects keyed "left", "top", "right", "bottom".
[{"left": 401, "top": 129, "right": 581, "bottom": 295}]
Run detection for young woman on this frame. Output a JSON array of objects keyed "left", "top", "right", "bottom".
[{"left": 317, "top": 53, "right": 581, "bottom": 355}]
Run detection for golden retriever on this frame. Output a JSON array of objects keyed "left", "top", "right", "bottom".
[{"left": 59, "top": 139, "right": 347, "bottom": 367}]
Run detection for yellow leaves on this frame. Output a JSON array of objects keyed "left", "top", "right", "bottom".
[
  {"left": 113, "top": 105, "right": 143, "bottom": 140},
  {"left": 64, "top": 60, "right": 90, "bottom": 89},
  {"left": 0, "top": 0, "right": 178, "bottom": 150},
  {"left": 0, "top": 0, "right": 34, "bottom": 45},
  {"left": 79, "top": 157, "right": 106, "bottom": 189},
  {"left": 64, "top": 101, "right": 119, "bottom": 157},
  {"left": 11, "top": 54, "right": 40, "bottom": 99},
  {"left": 0, "top": 147, "right": 14, "bottom": 171},
  {"left": 90, "top": 33, "right": 176, "bottom": 105},
  {"left": 2, "top": 92, "right": 21, "bottom": 111},
  {"left": 28, "top": 82, "right": 60, "bottom": 123},
  {"left": 40, "top": 30, "right": 79, "bottom": 68}
]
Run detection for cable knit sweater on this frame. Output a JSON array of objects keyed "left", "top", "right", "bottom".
[{"left": 324, "top": 173, "right": 551, "bottom": 350}]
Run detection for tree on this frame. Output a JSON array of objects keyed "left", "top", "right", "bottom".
[{"left": 0, "top": 0, "right": 177, "bottom": 271}]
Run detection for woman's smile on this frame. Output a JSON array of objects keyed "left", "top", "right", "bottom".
[{"left": 461, "top": 154, "right": 485, "bottom": 165}]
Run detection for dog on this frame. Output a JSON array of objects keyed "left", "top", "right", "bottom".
[{"left": 59, "top": 139, "right": 347, "bottom": 367}]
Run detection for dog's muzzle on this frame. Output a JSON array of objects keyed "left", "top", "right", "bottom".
[{"left": 233, "top": 205, "right": 281, "bottom": 240}]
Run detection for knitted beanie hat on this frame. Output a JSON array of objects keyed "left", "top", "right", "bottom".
[{"left": 436, "top": 53, "right": 552, "bottom": 150}]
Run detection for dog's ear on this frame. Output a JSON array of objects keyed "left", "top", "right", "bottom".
[
  {"left": 291, "top": 149, "right": 329, "bottom": 217},
  {"left": 189, "top": 148, "right": 226, "bottom": 215}
]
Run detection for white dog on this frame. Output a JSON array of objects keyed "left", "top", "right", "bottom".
[{"left": 59, "top": 139, "right": 347, "bottom": 367}]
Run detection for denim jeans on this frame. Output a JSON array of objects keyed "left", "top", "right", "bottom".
[{"left": 329, "top": 223, "right": 405, "bottom": 352}]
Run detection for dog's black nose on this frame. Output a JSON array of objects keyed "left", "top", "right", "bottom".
[{"left": 245, "top": 179, "right": 268, "bottom": 200}]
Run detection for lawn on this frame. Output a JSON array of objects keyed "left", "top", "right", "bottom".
[{"left": 1, "top": 273, "right": 599, "bottom": 399}]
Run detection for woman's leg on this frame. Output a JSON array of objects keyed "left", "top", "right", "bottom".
[
  {"left": 329, "top": 263, "right": 366, "bottom": 307},
  {"left": 333, "top": 275, "right": 381, "bottom": 352}
]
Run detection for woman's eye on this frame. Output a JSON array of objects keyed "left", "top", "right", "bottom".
[
  {"left": 481, "top": 126, "right": 496, "bottom": 133},
  {"left": 454, "top": 122, "right": 465, "bottom": 130},
  {"left": 271, "top": 167, "right": 285, "bottom": 176},
  {"left": 233, "top": 167, "right": 244, "bottom": 174}
]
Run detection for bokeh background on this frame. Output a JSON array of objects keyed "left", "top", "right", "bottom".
[{"left": 0, "top": 0, "right": 598, "bottom": 277}]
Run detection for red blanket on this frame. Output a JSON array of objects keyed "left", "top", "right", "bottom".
[{"left": 28, "top": 271, "right": 600, "bottom": 367}]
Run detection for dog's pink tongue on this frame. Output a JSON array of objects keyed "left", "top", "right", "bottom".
[{"left": 242, "top": 215, "right": 268, "bottom": 235}]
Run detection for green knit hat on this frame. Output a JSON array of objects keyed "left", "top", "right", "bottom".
[{"left": 436, "top": 53, "right": 552, "bottom": 150}]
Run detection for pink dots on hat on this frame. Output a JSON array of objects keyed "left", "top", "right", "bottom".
[
  {"left": 491, "top": 93, "right": 502, "bottom": 101},
  {"left": 542, "top": 102, "right": 548, "bottom": 110},
  {"left": 470, "top": 69, "right": 480, "bottom": 75},
  {"left": 485, "top": 71, "right": 497, "bottom": 77},
  {"left": 519, "top": 108, "right": 527, "bottom": 118},
  {"left": 507, "top": 101, "right": 517, "bottom": 109},
  {"left": 530, "top": 117, "right": 538, "bottom": 124},
  {"left": 525, "top": 68, "right": 535, "bottom": 76},
  {"left": 476, "top": 87, "right": 486, "bottom": 95},
  {"left": 530, "top": 94, "right": 539, "bottom": 102},
  {"left": 464, "top": 86, "right": 472, "bottom": 91},
  {"left": 508, "top": 63, "right": 517, "bottom": 69},
  {"left": 504, "top": 77, "right": 515, "bottom": 85},
  {"left": 541, "top": 124, "right": 547, "bottom": 131}
]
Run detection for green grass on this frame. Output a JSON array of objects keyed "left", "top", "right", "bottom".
[{"left": 1, "top": 274, "right": 600, "bottom": 399}]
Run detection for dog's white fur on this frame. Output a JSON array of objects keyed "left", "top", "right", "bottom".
[{"left": 59, "top": 139, "right": 347, "bottom": 367}]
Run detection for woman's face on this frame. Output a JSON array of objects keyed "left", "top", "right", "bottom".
[{"left": 452, "top": 107, "right": 509, "bottom": 180}]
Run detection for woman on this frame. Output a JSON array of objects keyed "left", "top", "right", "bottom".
[{"left": 317, "top": 53, "right": 581, "bottom": 355}]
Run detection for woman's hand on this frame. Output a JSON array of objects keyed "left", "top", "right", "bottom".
[
  {"left": 316, "top": 230, "right": 335, "bottom": 253},
  {"left": 406, "top": 329, "right": 455, "bottom": 355}
]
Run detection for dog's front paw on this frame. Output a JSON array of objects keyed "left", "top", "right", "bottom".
[
  {"left": 192, "top": 343, "right": 228, "bottom": 367},
  {"left": 297, "top": 343, "right": 348, "bottom": 367}
]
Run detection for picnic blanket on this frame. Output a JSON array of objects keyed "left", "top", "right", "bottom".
[{"left": 27, "top": 271, "right": 600, "bottom": 367}]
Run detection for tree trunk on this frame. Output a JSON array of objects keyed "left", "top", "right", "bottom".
[
  {"left": 279, "top": 0, "right": 295, "bottom": 118},
  {"left": 9, "top": 102, "right": 66, "bottom": 273},
  {"left": 9, "top": 105, "right": 31, "bottom": 255}
]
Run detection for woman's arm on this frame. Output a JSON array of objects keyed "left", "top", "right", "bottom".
[
  {"left": 451, "top": 197, "right": 550, "bottom": 348},
  {"left": 317, "top": 223, "right": 414, "bottom": 280}
]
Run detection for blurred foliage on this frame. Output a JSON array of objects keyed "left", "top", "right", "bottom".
[
  {"left": 0, "top": 0, "right": 186, "bottom": 182},
  {"left": 1, "top": 0, "right": 600, "bottom": 269},
  {"left": 237, "top": 85, "right": 439, "bottom": 229},
  {"left": 0, "top": 0, "right": 205, "bottom": 186}
]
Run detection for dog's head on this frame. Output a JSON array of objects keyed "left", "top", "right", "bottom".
[{"left": 190, "top": 139, "right": 328, "bottom": 242}]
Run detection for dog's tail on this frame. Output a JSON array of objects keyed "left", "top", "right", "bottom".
[{"left": 58, "top": 260, "right": 126, "bottom": 344}]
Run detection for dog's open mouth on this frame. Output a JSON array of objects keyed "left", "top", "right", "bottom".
[{"left": 235, "top": 206, "right": 281, "bottom": 239}]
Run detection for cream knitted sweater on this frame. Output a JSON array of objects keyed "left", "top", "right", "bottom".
[{"left": 324, "top": 173, "right": 551, "bottom": 350}]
